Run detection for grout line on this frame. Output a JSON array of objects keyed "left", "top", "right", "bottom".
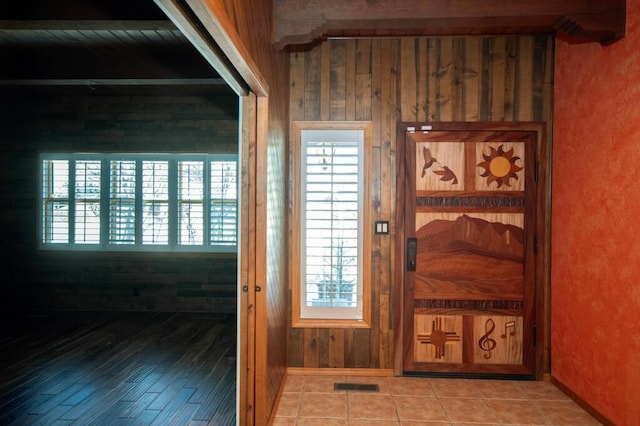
[{"left": 273, "top": 375, "right": 603, "bottom": 425}]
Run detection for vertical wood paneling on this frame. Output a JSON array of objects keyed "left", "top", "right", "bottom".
[
  {"left": 329, "top": 328, "right": 345, "bottom": 367},
  {"left": 437, "top": 38, "right": 454, "bottom": 121},
  {"left": 355, "top": 39, "right": 372, "bottom": 121},
  {"left": 417, "top": 38, "right": 428, "bottom": 122},
  {"left": 400, "top": 38, "right": 417, "bottom": 121},
  {"left": 532, "top": 35, "right": 548, "bottom": 121},
  {"left": 288, "top": 51, "right": 306, "bottom": 370},
  {"left": 371, "top": 39, "right": 382, "bottom": 145},
  {"left": 330, "top": 40, "right": 346, "bottom": 120},
  {"left": 427, "top": 39, "right": 438, "bottom": 121},
  {"left": 344, "top": 328, "right": 355, "bottom": 366},
  {"left": 452, "top": 38, "right": 465, "bottom": 121},
  {"left": 505, "top": 38, "right": 518, "bottom": 120},
  {"left": 290, "top": 52, "right": 306, "bottom": 121},
  {"left": 287, "top": 35, "right": 553, "bottom": 371},
  {"left": 491, "top": 38, "right": 507, "bottom": 120},
  {"left": 464, "top": 38, "right": 481, "bottom": 121},
  {"left": 304, "top": 328, "right": 320, "bottom": 367},
  {"left": 321, "top": 42, "right": 331, "bottom": 121},
  {"left": 379, "top": 39, "right": 396, "bottom": 370},
  {"left": 354, "top": 328, "right": 371, "bottom": 367},
  {"left": 305, "top": 47, "right": 321, "bottom": 120},
  {"left": 345, "top": 40, "right": 357, "bottom": 121},
  {"left": 517, "top": 37, "right": 534, "bottom": 121},
  {"left": 318, "top": 329, "right": 330, "bottom": 367}
]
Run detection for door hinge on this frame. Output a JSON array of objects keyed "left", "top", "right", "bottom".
[
  {"left": 534, "top": 160, "right": 540, "bottom": 183},
  {"left": 533, "top": 234, "right": 538, "bottom": 256}
]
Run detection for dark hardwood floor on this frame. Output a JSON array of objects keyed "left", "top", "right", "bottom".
[{"left": 0, "top": 311, "right": 236, "bottom": 425}]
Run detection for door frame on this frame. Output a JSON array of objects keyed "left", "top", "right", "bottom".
[
  {"left": 393, "top": 121, "right": 549, "bottom": 380},
  {"left": 153, "top": 0, "right": 270, "bottom": 423}
]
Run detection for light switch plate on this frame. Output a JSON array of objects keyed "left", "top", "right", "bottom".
[{"left": 375, "top": 221, "right": 389, "bottom": 235}]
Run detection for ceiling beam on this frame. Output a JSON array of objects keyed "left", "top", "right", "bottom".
[{"left": 274, "top": 0, "right": 626, "bottom": 49}]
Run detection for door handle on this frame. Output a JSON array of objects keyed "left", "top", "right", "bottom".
[{"left": 407, "top": 238, "right": 417, "bottom": 271}]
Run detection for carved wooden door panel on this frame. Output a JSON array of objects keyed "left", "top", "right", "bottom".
[{"left": 398, "top": 123, "right": 538, "bottom": 377}]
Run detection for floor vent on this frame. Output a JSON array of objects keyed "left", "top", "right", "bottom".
[{"left": 334, "top": 383, "right": 379, "bottom": 392}]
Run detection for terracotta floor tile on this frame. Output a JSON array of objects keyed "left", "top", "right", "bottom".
[
  {"left": 283, "top": 374, "right": 306, "bottom": 393},
  {"left": 452, "top": 423, "right": 502, "bottom": 426},
  {"left": 297, "top": 418, "right": 348, "bottom": 426},
  {"left": 273, "top": 375, "right": 601, "bottom": 425},
  {"left": 536, "top": 400, "right": 602, "bottom": 425},
  {"left": 275, "top": 392, "right": 302, "bottom": 418},
  {"left": 430, "top": 378, "right": 484, "bottom": 398},
  {"left": 486, "top": 398, "right": 549, "bottom": 424},
  {"left": 439, "top": 397, "right": 498, "bottom": 423},
  {"left": 516, "top": 381, "right": 570, "bottom": 401},
  {"left": 398, "top": 423, "right": 450, "bottom": 426},
  {"left": 304, "top": 375, "right": 347, "bottom": 393},
  {"left": 349, "top": 420, "right": 400, "bottom": 426},
  {"left": 393, "top": 396, "right": 448, "bottom": 422},
  {"left": 299, "top": 392, "right": 348, "bottom": 419},
  {"left": 388, "top": 376, "right": 435, "bottom": 397},
  {"left": 348, "top": 393, "right": 398, "bottom": 420},
  {"left": 474, "top": 379, "right": 523, "bottom": 399},
  {"left": 272, "top": 417, "right": 298, "bottom": 426}
]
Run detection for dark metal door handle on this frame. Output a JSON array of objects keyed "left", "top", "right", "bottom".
[{"left": 407, "top": 238, "right": 417, "bottom": 271}]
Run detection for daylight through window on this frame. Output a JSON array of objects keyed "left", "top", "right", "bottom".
[
  {"left": 39, "top": 153, "right": 237, "bottom": 252},
  {"left": 293, "top": 122, "right": 372, "bottom": 326}
]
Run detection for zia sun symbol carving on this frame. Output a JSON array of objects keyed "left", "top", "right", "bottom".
[
  {"left": 477, "top": 145, "right": 523, "bottom": 188},
  {"left": 421, "top": 147, "right": 458, "bottom": 185}
]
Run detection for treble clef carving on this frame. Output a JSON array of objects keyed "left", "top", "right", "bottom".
[{"left": 478, "top": 319, "right": 497, "bottom": 359}]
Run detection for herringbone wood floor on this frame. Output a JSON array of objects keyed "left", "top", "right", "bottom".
[{"left": 0, "top": 311, "right": 236, "bottom": 425}]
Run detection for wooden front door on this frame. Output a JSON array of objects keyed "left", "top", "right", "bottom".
[{"left": 396, "top": 122, "right": 542, "bottom": 377}]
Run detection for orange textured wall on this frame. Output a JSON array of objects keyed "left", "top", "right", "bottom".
[{"left": 553, "top": 1, "right": 640, "bottom": 424}]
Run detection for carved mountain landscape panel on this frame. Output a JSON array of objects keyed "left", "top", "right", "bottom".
[{"left": 414, "top": 214, "right": 524, "bottom": 300}]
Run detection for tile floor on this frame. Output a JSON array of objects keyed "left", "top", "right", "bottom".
[{"left": 272, "top": 375, "right": 602, "bottom": 425}]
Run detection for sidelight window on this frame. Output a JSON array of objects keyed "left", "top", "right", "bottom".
[{"left": 292, "top": 122, "right": 372, "bottom": 327}]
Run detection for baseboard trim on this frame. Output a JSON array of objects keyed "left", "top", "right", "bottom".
[
  {"left": 549, "top": 375, "right": 614, "bottom": 426},
  {"left": 287, "top": 367, "right": 395, "bottom": 376}
]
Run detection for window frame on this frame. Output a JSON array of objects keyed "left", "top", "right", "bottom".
[
  {"left": 38, "top": 152, "right": 238, "bottom": 253},
  {"left": 291, "top": 121, "right": 372, "bottom": 328}
]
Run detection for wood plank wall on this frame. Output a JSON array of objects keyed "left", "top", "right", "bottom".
[
  {"left": 288, "top": 35, "right": 554, "bottom": 370},
  {"left": 0, "top": 86, "right": 239, "bottom": 314},
  {"left": 212, "top": 0, "right": 291, "bottom": 422}
]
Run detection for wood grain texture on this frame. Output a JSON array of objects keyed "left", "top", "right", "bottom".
[
  {"left": 200, "top": 1, "right": 291, "bottom": 423},
  {"left": 274, "top": 0, "right": 625, "bottom": 48},
  {"left": 0, "top": 312, "right": 236, "bottom": 425},
  {"left": 288, "top": 35, "right": 553, "bottom": 372}
]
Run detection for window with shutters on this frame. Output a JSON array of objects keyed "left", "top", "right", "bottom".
[
  {"left": 292, "top": 122, "right": 372, "bottom": 327},
  {"left": 39, "top": 153, "right": 237, "bottom": 252}
]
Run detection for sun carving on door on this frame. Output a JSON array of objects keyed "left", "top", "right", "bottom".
[{"left": 477, "top": 144, "right": 523, "bottom": 188}]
